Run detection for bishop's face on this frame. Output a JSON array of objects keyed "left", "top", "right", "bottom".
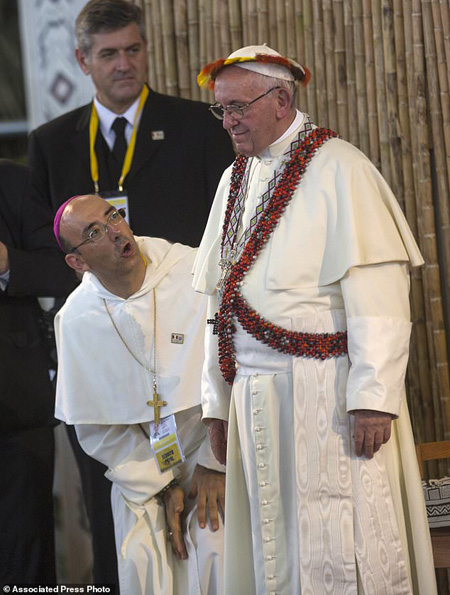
[
  {"left": 62, "top": 195, "right": 142, "bottom": 286},
  {"left": 214, "top": 66, "right": 285, "bottom": 157}
]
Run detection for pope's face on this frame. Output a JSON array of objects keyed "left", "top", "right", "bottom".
[
  {"left": 62, "top": 195, "right": 141, "bottom": 283},
  {"left": 77, "top": 23, "right": 147, "bottom": 114},
  {"left": 214, "top": 66, "right": 283, "bottom": 157}
]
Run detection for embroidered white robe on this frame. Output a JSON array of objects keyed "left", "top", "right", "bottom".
[
  {"left": 56, "top": 237, "right": 225, "bottom": 595},
  {"left": 193, "top": 112, "right": 436, "bottom": 595}
]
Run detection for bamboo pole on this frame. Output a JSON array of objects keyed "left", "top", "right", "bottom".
[
  {"left": 217, "top": 0, "right": 231, "bottom": 56},
  {"left": 431, "top": 1, "right": 450, "bottom": 198},
  {"left": 143, "top": 0, "right": 157, "bottom": 90},
  {"left": 173, "top": 0, "right": 190, "bottom": 99},
  {"left": 312, "top": 2, "right": 327, "bottom": 127},
  {"left": 150, "top": 0, "right": 166, "bottom": 93},
  {"left": 371, "top": 0, "right": 391, "bottom": 182},
  {"left": 159, "top": 0, "right": 178, "bottom": 96},
  {"left": 333, "top": 0, "right": 349, "bottom": 140},
  {"left": 285, "top": 0, "right": 296, "bottom": 62},
  {"left": 268, "top": 0, "right": 277, "bottom": 48},
  {"left": 257, "top": 0, "right": 269, "bottom": 44},
  {"left": 275, "top": 0, "right": 286, "bottom": 55},
  {"left": 187, "top": 0, "right": 200, "bottom": 100},
  {"left": 323, "top": 0, "right": 338, "bottom": 131},
  {"left": 381, "top": 0, "right": 403, "bottom": 198},
  {"left": 247, "top": 0, "right": 258, "bottom": 45},
  {"left": 211, "top": 0, "right": 220, "bottom": 58},
  {"left": 439, "top": 0, "right": 450, "bottom": 90},
  {"left": 361, "top": 0, "right": 380, "bottom": 168},
  {"left": 229, "top": 0, "right": 242, "bottom": 52},
  {"left": 205, "top": 0, "right": 214, "bottom": 61},
  {"left": 343, "top": 0, "right": 358, "bottom": 146},
  {"left": 298, "top": 0, "right": 317, "bottom": 120},
  {"left": 352, "top": 0, "right": 370, "bottom": 156},
  {"left": 241, "top": 0, "right": 249, "bottom": 44},
  {"left": 198, "top": 0, "right": 208, "bottom": 102},
  {"left": 392, "top": 0, "right": 414, "bottom": 218}
]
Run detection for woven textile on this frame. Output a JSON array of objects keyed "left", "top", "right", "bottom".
[{"left": 422, "top": 477, "right": 450, "bottom": 528}]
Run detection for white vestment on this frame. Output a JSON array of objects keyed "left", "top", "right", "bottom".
[
  {"left": 55, "top": 237, "right": 225, "bottom": 595},
  {"left": 193, "top": 113, "right": 437, "bottom": 595}
]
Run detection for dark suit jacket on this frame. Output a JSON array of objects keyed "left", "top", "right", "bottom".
[
  {"left": 0, "top": 160, "right": 78, "bottom": 431},
  {"left": 28, "top": 88, "right": 235, "bottom": 247}
]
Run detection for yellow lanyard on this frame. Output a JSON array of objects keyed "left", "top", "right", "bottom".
[{"left": 89, "top": 85, "right": 149, "bottom": 193}]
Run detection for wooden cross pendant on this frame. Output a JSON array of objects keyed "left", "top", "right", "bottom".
[
  {"left": 207, "top": 312, "right": 220, "bottom": 335},
  {"left": 147, "top": 392, "right": 167, "bottom": 426}
]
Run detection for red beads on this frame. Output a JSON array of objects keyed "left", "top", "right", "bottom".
[{"left": 217, "top": 127, "right": 344, "bottom": 385}]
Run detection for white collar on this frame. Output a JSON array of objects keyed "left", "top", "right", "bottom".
[
  {"left": 93, "top": 94, "right": 141, "bottom": 137},
  {"left": 258, "top": 110, "right": 305, "bottom": 160}
]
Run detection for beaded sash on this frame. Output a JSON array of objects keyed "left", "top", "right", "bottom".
[
  {"left": 222, "top": 116, "right": 314, "bottom": 259},
  {"left": 217, "top": 126, "right": 348, "bottom": 384}
]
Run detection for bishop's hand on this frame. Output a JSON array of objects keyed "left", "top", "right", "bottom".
[{"left": 163, "top": 483, "right": 188, "bottom": 560}]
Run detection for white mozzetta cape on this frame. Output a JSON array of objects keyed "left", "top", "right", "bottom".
[
  {"left": 193, "top": 135, "right": 423, "bottom": 295},
  {"left": 56, "top": 237, "right": 207, "bottom": 425}
]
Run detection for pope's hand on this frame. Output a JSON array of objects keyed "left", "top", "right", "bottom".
[
  {"left": 163, "top": 484, "right": 188, "bottom": 560},
  {"left": 207, "top": 418, "right": 228, "bottom": 465},
  {"left": 188, "top": 464, "right": 225, "bottom": 531},
  {"left": 353, "top": 409, "right": 393, "bottom": 458}
]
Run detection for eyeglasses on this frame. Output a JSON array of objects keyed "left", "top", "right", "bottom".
[
  {"left": 209, "top": 86, "right": 281, "bottom": 121},
  {"left": 70, "top": 208, "right": 126, "bottom": 253}
]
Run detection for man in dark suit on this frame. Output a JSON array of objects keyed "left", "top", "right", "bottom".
[
  {"left": 0, "top": 160, "right": 78, "bottom": 585},
  {"left": 27, "top": 0, "right": 234, "bottom": 586},
  {"left": 28, "top": 0, "right": 234, "bottom": 247}
]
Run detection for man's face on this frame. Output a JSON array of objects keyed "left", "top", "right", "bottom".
[
  {"left": 76, "top": 23, "right": 147, "bottom": 114},
  {"left": 214, "top": 66, "right": 284, "bottom": 157},
  {"left": 62, "top": 195, "right": 141, "bottom": 283}
]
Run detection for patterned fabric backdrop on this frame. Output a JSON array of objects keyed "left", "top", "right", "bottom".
[{"left": 18, "top": 0, "right": 93, "bottom": 129}]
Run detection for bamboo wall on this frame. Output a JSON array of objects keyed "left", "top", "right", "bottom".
[
  {"left": 139, "top": 0, "right": 450, "bottom": 454},
  {"left": 139, "top": 0, "right": 450, "bottom": 446},
  {"left": 139, "top": 0, "right": 450, "bottom": 588}
]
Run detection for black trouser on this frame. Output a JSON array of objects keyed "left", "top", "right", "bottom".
[
  {"left": 66, "top": 424, "right": 119, "bottom": 587},
  {"left": 0, "top": 426, "right": 56, "bottom": 585}
]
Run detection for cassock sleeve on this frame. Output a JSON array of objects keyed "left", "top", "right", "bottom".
[
  {"left": 340, "top": 261, "right": 412, "bottom": 416},
  {"left": 75, "top": 423, "right": 176, "bottom": 505},
  {"left": 201, "top": 291, "right": 232, "bottom": 423}
]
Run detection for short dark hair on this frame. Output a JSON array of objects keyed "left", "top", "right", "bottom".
[{"left": 76, "top": 0, "right": 146, "bottom": 56}]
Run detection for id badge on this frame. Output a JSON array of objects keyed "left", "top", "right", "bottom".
[
  {"left": 150, "top": 414, "right": 186, "bottom": 474},
  {"left": 99, "top": 191, "right": 130, "bottom": 225}
]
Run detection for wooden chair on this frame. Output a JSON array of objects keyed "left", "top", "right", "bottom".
[{"left": 416, "top": 440, "right": 450, "bottom": 568}]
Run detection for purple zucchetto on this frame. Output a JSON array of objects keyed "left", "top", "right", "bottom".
[{"left": 53, "top": 195, "right": 80, "bottom": 251}]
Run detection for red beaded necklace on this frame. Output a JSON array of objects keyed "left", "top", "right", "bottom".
[{"left": 217, "top": 126, "right": 348, "bottom": 384}]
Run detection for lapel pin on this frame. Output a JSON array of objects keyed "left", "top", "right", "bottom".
[
  {"left": 151, "top": 130, "right": 165, "bottom": 141},
  {"left": 171, "top": 333, "right": 184, "bottom": 344}
]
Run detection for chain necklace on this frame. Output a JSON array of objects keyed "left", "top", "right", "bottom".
[{"left": 103, "top": 286, "right": 167, "bottom": 426}]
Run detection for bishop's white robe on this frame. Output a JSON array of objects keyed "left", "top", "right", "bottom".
[
  {"left": 193, "top": 112, "right": 437, "bottom": 595},
  {"left": 55, "top": 237, "right": 225, "bottom": 595}
]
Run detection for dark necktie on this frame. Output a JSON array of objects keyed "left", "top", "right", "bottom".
[{"left": 111, "top": 117, "right": 127, "bottom": 166}]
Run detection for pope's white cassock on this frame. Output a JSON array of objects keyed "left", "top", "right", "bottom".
[
  {"left": 193, "top": 112, "right": 437, "bottom": 595},
  {"left": 55, "top": 237, "right": 225, "bottom": 595}
]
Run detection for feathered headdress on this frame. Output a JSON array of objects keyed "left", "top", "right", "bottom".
[{"left": 198, "top": 45, "right": 311, "bottom": 90}]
